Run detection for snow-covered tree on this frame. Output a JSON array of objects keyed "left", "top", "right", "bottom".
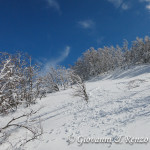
[
  {"left": 71, "top": 72, "right": 88, "bottom": 102},
  {"left": 0, "top": 52, "right": 41, "bottom": 114}
]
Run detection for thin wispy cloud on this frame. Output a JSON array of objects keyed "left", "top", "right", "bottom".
[
  {"left": 45, "top": 0, "right": 61, "bottom": 13},
  {"left": 121, "top": 3, "right": 130, "bottom": 10},
  {"left": 50, "top": 46, "right": 70, "bottom": 67},
  {"left": 146, "top": 4, "right": 150, "bottom": 10},
  {"left": 42, "top": 46, "right": 70, "bottom": 72},
  {"left": 107, "top": 0, "right": 130, "bottom": 10},
  {"left": 78, "top": 20, "right": 95, "bottom": 29},
  {"left": 139, "top": 0, "right": 150, "bottom": 10}
]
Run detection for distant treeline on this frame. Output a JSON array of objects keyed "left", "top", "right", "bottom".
[{"left": 72, "top": 36, "right": 150, "bottom": 80}]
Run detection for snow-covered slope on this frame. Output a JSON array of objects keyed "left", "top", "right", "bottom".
[{"left": 1, "top": 64, "right": 150, "bottom": 150}]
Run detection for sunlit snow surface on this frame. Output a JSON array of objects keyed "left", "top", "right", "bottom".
[{"left": 1, "top": 64, "right": 150, "bottom": 150}]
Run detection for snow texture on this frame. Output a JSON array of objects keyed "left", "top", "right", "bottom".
[{"left": 1, "top": 64, "right": 150, "bottom": 150}]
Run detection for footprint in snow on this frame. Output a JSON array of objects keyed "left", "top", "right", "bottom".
[
  {"left": 49, "top": 129, "right": 54, "bottom": 134},
  {"left": 46, "top": 140, "right": 49, "bottom": 143}
]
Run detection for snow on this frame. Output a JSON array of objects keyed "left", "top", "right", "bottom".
[{"left": 1, "top": 64, "right": 150, "bottom": 150}]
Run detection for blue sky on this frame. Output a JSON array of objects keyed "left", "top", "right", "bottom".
[{"left": 0, "top": 0, "right": 150, "bottom": 68}]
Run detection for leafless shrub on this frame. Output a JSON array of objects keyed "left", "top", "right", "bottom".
[
  {"left": 0, "top": 109, "right": 43, "bottom": 149},
  {"left": 71, "top": 73, "right": 88, "bottom": 103}
]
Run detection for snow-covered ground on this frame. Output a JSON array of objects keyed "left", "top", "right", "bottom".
[{"left": 1, "top": 64, "right": 150, "bottom": 150}]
